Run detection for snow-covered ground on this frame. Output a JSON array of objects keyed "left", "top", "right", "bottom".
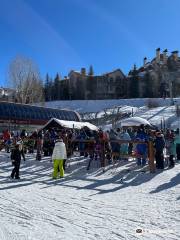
[
  {"left": 0, "top": 151, "right": 180, "bottom": 240},
  {"left": 42, "top": 98, "right": 180, "bottom": 113}
]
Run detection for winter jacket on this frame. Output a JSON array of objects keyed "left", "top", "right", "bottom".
[
  {"left": 109, "top": 130, "right": 118, "bottom": 140},
  {"left": 167, "top": 140, "right": 176, "bottom": 155},
  {"left": 76, "top": 131, "right": 87, "bottom": 151},
  {"left": 135, "top": 131, "right": 148, "bottom": 154},
  {"left": 154, "top": 136, "right": 165, "bottom": 152},
  {"left": 3, "top": 130, "right": 11, "bottom": 141},
  {"left": 119, "top": 132, "right": 131, "bottom": 154},
  {"left": 166, "top": 134, "right": 176, "bottom": 155},
  {"left": 52, "top": 141, "right": 67, "bottom": 160},
  {"left": 11, "top": 148, "right": 21, "bottom": 164},
  {"left": 174, "top": 134, "right": 180, "bottom": 145}
]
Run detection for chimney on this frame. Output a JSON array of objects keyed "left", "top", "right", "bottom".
[
  {"left": 172, "top": 50, "right": 179, "bottom": 61},
  {"left": 143, "top": 57, "right": 147, "bottom": 67},
  {"left": 156, "top": 48, "right": 160, "bottom": 63},
  {"left": 81, "top": 68, "right": 86, "bottom": 75},
  {"left": 163, "top": 49, "right": 168, "bottom": 64}
]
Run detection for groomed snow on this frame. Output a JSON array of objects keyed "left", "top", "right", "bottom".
[
  {"left": 41, "top": 98, "right": 180, "bottom": 113},
  {"left": 0, "top": 151, "right": 180, "bottom": 240},
  {"left": 37, "top": 98, "right": 180, "bottom": 129}
]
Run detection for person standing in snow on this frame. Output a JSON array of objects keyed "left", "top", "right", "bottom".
[
  {"left": 3, "top": 129, "right": 11, "bottom": 153},
  {"left": 76, "top": 129, "right": 87, "bottom": 156},
  {"left": 154, "top": 132, "right": 165, "bottom": 169},
  {"left": 165, "top": 130, "right": 176, "bottom": 168},
  {"left": 174, "top": 128, "right": 180, "bottom": 161},
  {"left": 52, "top": 138, "right": 67, "bottom": 179},
  {"left": 135, "top": 127, "right": 148, "bottom": 166},
  {"left": 119, "top": 129, "right": 131, "bottom": 156},
  {"left": 10, "top": 142, "right": 22, "bottom": 179},
  {"left": 109, "top": 129, "right": 120, "bottom": 161}
]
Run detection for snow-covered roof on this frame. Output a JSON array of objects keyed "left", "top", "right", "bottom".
[
  {"left": 119, "top": 117, "right": 151, "bottom": 127},
  {"left": 42, "top": 118, "right": 99, "bottom": 131}
]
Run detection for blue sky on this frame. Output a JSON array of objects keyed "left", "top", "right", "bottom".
[{"left": 1, "top": 0, "right": 180, "bottom": 86}]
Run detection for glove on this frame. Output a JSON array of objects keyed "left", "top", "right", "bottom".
[{"left": 12, "top": 160, "right": 15, "bottom": 165}]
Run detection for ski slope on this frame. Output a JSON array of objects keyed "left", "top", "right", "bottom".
[
  {"left": 0, "top": 151, "right": 180, "bottom": 240},
  {"left": 42, "top": 98, "right": 180, "bottom": 113},
  {"left": 38, "top": 98, "right": 180, "bottom": 129},
  {"left": 133, "top": 106, "right": 177, "bottom": 128}
]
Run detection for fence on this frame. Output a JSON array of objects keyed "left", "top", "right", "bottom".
[{"left": 70, "top": 139, "right": 155, "bottom": 173}]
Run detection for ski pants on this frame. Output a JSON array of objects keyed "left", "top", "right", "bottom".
[
  {"left": 53, "top": 159, "right": 64, "bottom": 178},
  {"left": 11, "top": 162, "right": 20, "bottom": 179},
  {"left": 155, "top": 150, "right": 164, "bottom": 169}
]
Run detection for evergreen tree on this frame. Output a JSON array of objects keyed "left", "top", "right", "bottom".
[
  {"left": 48, "top": 79, "right": 54, "bottom": 101},
  {"left": 44, "top": 73, "right": 50, "bottom": 101},
  {"left": 88, "top": 65, "right": 94, "bottom": 76},
  {"left": 54, "top": 73, "right": 61, "bottom": 100}
]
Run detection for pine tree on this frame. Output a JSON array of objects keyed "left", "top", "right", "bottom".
[
  {"left": 88, "top": 65, "right": 94, "bottom": 76},
  {"left": 54, "top": 73, "right": 61, "bottom": 100},
  {"left": 49, "top": 79, "right": 54, "bottom": 101},
  {"left": 44, "top": 73, "right": 50, "bottom": 101}
]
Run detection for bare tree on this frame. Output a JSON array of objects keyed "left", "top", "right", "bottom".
[{"left": 8, "top": 55, "right": 44, "bottom": 104}]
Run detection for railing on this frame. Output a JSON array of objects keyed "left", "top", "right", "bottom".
[{"left": 69, "top": 139, "right": 155, "bottom": 173}]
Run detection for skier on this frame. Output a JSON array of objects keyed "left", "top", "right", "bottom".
[
  {"left": 109, "top": 129, "right": 120, "bottom": 162},
  {"left": 135, "top": 127, "right": 148, "bottom": 166},
  {"left": 52, "top": 138, "right": 67, "bottom": 179},
  {"left": 10, "top": 142, "right": 22, "bottom": 179},
  {"left": 154, "top": 132, "right": 165, "bottom": 169},
  {"left": 119, "top": 129, "right": 131, "bottom": 157},
  {"left": 174, "top": 128, "right": 180, "bottom": 161},
  {"left": 166, "top": 130, "right": 175, "bottom": 168}
]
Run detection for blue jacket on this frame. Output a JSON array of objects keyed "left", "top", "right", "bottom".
[{"left": 135, "top": 131, "right": 148, "bottom": 154}]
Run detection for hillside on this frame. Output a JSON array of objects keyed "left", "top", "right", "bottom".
[{"left": 40, "top": 98, "right": 180, "bottom": 129}]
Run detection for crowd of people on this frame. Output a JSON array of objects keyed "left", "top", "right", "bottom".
[{"left": 0, "top": 125, "right": 180, "bottom": 179}]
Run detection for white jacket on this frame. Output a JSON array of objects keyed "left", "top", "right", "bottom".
[{"left": 52, "top": 141, "right": 67, "bottom": 160}]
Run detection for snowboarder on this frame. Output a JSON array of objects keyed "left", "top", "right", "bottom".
[{"left": 52, "top": 138, "right": 67, "bottom": 179}]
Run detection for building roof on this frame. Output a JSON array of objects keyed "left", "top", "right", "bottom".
[{"left": 41, "top": 118, "right": 98, "bottom": 131}]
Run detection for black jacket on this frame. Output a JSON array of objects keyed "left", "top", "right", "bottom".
[
  {"left": 154, "top": 136, "right": 165, "bottom": 152},
  {"left": 11, "top": 148, "right": 21, "bottom": 164}
]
